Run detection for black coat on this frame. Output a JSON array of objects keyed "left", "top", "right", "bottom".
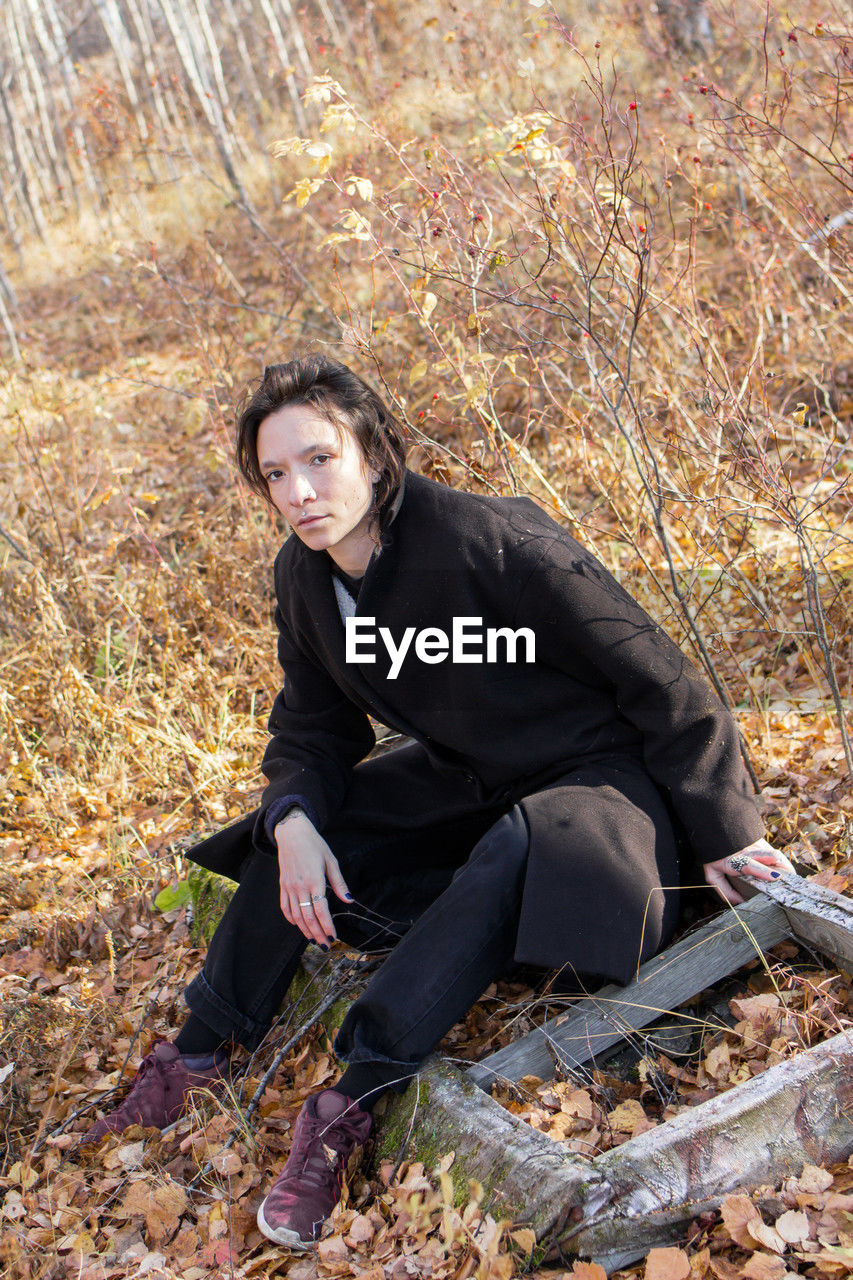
[
  {"left": 190, "top": 469, "right": 764, "bottom": 980},
  {"left": 257, "top": 469, "right": 763, "bottom": 863}
]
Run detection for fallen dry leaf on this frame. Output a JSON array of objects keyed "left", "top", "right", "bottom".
[
  {"left": 644, "top": 1246, "right": 691, "bottom": 1280},
  {"left": 721, "top": 1193, "right": 762, "bottom": 1248},
  {"left": 741, "top": 1253, "right": 787, "bottom": 1280},
  {"left": 774, "top": 1209, "right": 810, "bottom": 1244},
  {"left": 709, "top": 1258, "right": 746, "bottom": 1280},
  {"left": 747, "top": 1218, "right": 786, "bottom": 1254},
  {"left": 510, "top": 1227, "right": 537, "bottom": 1254},
  {"left": 317, "top": 1233, "right": 350, "bottom": 1263},
  {"left": 687, "top": 1245, "right": 711, "bottom": 1277},
  {"left": 482, "top": 1257, "right": 514, "bottom": 1280},
  {"left": 607, "top": 1099, "right": 648, "bottom": 1134},
  {"left": 210, "top": 1148, "right": 242, "bottom": 1175},
  {"left": 346, "top": 1212, "right": 376, "bottom": 1245},
  {"left": 797, "top": 1164, "right": 835, "bottom": 1194}
]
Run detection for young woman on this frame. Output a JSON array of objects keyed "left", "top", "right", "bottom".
[{"left": 79, "top": 355, "right": 793, "bottom": 1251}]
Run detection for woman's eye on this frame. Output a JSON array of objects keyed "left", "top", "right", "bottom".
[
  {"left": 266, "top": 470, "right": 284, "bottom": 483},
  {"left": 312, "top": 454, "right": 330, "bottom": 466}
]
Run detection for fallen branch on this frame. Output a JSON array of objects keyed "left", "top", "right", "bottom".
[{"left": 568, "top": 1025, "right": 853, "bottom": 1272}]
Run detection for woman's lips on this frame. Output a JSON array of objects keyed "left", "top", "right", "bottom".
[{"left": 296, "top": 513, "right": 328, "bottom": 527}]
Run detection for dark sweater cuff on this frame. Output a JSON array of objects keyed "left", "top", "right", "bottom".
[{"left": 263, "top": 795, "right": 319, "bottom": 843}]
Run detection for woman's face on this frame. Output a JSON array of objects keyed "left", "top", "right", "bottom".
[{"left": 256, "top": 402, "right": 378, "bottom": 574}]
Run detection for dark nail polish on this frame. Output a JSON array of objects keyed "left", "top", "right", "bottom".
[
  {"left": 771, "top": 871, "right": 781, "bottom": 878},
  {"left": 345, "top": 893, "right": 354, "bottom": 901},
  {"left": 320, "top": 943, "right": 329, "bottom": 952},
  {"left": 327, "top": 935, "right": 335, "bottom": 944}
]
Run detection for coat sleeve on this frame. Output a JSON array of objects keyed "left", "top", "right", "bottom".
[
  {"left": 258, "top": 599, "right": 376, "bottom": 841},
  {"left": 512, "top": 535, "right": 765, "bottom": 862}
]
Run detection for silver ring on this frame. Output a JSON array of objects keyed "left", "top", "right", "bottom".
[
  {"left": 728, "top": 855, "right": 750, "bottom": 872},
  {"left": 311, "top": 892, "right": 325, "bottom": 901},
  {"left": 298, "top": 899, "right": 313, "bottom": 907}
]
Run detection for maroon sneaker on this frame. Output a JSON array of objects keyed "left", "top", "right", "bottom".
[
  {"left": 78, "top": 1041, "right": 229, "bottom": 1145},
  {"left": 257, "top": 1089, "right": 373, "bottom": 1250}
]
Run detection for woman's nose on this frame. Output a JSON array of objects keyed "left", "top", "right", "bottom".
[{"left": 290, "top": 473, "right": 316, "bottom": 506}]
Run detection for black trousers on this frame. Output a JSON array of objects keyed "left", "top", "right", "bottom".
[
  {"left": 185, "top": 805, "right": 526, "bottom": 1086},
  {"left": 184, "top": 744, "right": 680, "bottom": 1087}
]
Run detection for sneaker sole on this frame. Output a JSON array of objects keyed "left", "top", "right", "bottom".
[{"left": 256, "top": 1197, "right": 313, "bottom": 1251}]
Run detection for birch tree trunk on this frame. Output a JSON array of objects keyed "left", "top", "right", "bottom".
[
  {"left": 0, "top": 252, "right": 20, "bottom": 360},
  {"left": 657, "top": 0, "right": 714, "bottom": 55},
  {"left": 123, "top": 0, "right": 197, "bottom": 174},
  {"left": 29, "top": 0, "right": 107, "bottom": 211},
  {"left": 221, "top": 0, "right": 267, "bottom": 115},
  {"left": 155, "top": 0, "right": 250, "bottom": 204},
  {"left": 7, "top": 0, "right": 69, "bottom": 209},
  {"left": 0, "top": 290, "right": 21, "bottom": 361},
  {"left": 192, "top": 0, "right": 239, "bottom": 130},
  {"left": 275, "top": 0, "right": 313, "bottom": 78},
  {"left": 220, "top": 0, "right": 281, "bottom": 196},
  {"left": 257, "top": 0, "right": 307, "bottom": 132},
  {"left": 91, "top": 0, "right": 159, "bottom": 181},
  {"left": 0, "top": 129, "right": 24, "bottom": 254},
  {"left": 316, "top": 0, "right": 347, "bottom": 49},
  {"left": 0, "top": 79, "right": 48, "bottom": 237}
]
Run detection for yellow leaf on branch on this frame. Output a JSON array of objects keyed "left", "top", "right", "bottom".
[
  {"left": 303, "top": 75, "right": 345, "bottom": 106},
  {"left": 321, "top": 102, "right": 358, "bottom": 133},
  {"left": 285, "top": 178, "right": 324, "bottom": 208},
  {"left": 346, "top": 176, "right": 374, "bottom": 200}
]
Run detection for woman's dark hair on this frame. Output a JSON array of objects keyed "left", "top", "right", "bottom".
[{"left": 235, "top": 354, "right": 408, "bottom": 536}]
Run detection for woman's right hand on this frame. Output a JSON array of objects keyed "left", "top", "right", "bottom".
[{"left": 274, "top": 809, "right": 353, "bottom": 948}]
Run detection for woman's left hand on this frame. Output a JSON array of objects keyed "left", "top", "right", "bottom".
[{"left": 703, "top": 838, "right": 796, "bottom": 905}]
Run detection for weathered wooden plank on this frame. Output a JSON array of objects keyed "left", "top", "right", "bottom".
[
  {"left": 468, "top": 895, "right": 790, "bottom": 1089},
  {"left": 567, "top": 1027, "right": 853, "bottom": 1272},
  {"left": 744, "top": 874, "right": 853, "bottom": 972}
]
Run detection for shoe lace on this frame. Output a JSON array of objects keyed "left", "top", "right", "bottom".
[
  {"left": 112, "top": 1050, "right": 167, "bottom": 1115},
  {"left": 292, "top": 1114, "right": 355, "bottom": 1190}
]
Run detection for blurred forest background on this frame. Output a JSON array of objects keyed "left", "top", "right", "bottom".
[{"left": 0, "top": 1, "right": 852, "bottom": 1277}]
